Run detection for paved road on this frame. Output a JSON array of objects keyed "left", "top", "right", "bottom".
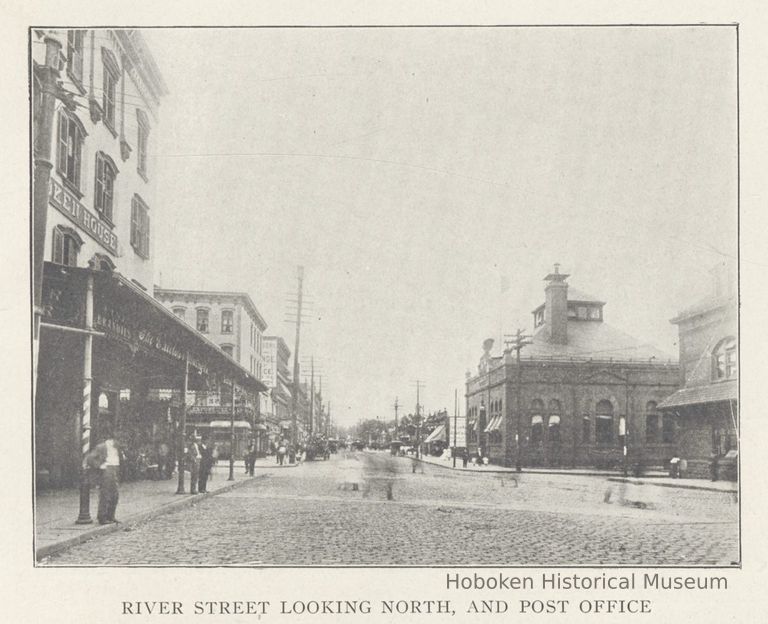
[{"left": 44, "top": 451, "right": 739, "bottom": 566}]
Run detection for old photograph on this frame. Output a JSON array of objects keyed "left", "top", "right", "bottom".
[{"left": 31, "top": 25, "right": 738, "bottom": 566}]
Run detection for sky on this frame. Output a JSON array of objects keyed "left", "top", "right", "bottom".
[{"left": 143, "top": 26, "right": 737, "bottom": 426}]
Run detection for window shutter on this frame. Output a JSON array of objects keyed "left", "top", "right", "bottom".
[
  {"left": 52, "top": 227, "right": 62, "bottom": 264},
  {"left": 130, "top": 197, "right": 138, "bottom": 247},
  {"left": 56, "top": 113, "right": 68, "bottom": 174}
]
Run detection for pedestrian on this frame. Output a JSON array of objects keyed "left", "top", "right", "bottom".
[
  {"left": 198, "top": 437, "right": 214, "bottom": 493},
  {"left": 157, "top": 440, "right": 171, "bottom": 479},
  {"left": 277, "top": 442, "right": 286, "bottom": 466},
  {"left": 462, "top": 449, "right": 468, "bottom": 468},
  {"left": 245, "top": 438, "right": 256, "bottom": 475},
  {"left": 85, "top": 425, "right": 120, "bottom": 525},
  {"left": 187, "top": 434, "right": 202, "bottom": 494}
]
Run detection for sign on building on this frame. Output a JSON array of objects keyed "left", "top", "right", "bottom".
[{"left": 262, "top": 339, "right": 278, "bottom": 388}]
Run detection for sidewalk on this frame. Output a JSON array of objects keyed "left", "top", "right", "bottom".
[
  {"left": 35, "top": 458, "right": 292, "bottom": 561},
  {"left": 414, "top": 453, "right": 737, "bottom": 492}
]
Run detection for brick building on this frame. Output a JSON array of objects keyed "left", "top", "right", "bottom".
[
  {"left": 465, "top": 266, "right": 680, "bottom": 470},
  {"left": 658, "top": 262, "right": 738, "bottom": 479}
]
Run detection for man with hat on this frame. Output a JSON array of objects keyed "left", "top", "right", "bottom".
[{"left": 187, "top": 433, "right": 202, "bottom": 494}]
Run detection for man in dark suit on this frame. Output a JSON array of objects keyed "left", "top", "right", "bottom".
[{"left": 198, "top": 437, "right": 214, "bottom": 493}]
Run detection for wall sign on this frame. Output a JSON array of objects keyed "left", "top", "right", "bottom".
[{"left": 49, "top": 177, "right": 119, "bottom": 254}]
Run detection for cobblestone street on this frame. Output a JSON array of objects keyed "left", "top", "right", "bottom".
[{"left": 43, "top": 451, "right": 739, "bottom": 566}]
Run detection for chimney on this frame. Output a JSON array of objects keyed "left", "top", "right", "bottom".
[{"left": 544, "top": 263, "right": 569, "bottom": 345}]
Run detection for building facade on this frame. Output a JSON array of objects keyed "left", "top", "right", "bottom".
[
  {"left": 465, "top": 266, "right": 680, "bottom": 470},
  {"left": 33, "top": 29, "right": 167, "bottom": 290},
  {"left": 262, "top": 336, "right": 293, "bottom": 452},
  {"left": 154, "top": 288, "right": 268, "bottom": 379},
  {"left": 658, "top": 263, "right": 738, "bottom": 479}
]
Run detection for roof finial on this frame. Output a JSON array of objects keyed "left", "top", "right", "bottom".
[{"left": 554, "top": 263, "right": 560, "bottom": 274}]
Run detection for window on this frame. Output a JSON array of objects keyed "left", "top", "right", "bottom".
[
  {"left": 587, "top": 306, "right": 601, "bottom": 320},
  {"left": 577, "top": 306, "right": 588, "bottom": 320},
  {"left": 51, "top": 225, "right": 82, "bottom": 267},
  {"left": 172, "top": 307, "right": 186, "bottom": 320},
  {"left": 645, "top": 401, "right": 659, "bottom": 443},
  {"left": 712, "top": 337, "right": 737, "bottom": 380},
  {"left": 530, "top": 399, "right": 544, "bottom": 444},
  {"left": 137, "top": 109, "right": 150, "bottom": 179},
  {"left": 582, "top": 416, "right": 591, "bottom": 443},
  {"left": 130, "top": 195, "right": 150, "bottom": 258},
  {"left": 567, "top": 306, "right": 577, "bottom": 319},
  {"left": 548, "top": 399, "right": 561, "bottom": 442},
  {"left": 221, "top": 345, "right": 234, "bottom": 357},
  {"left": 94, "top": 152, "right": 118, "bottom": 223},
  {"left": 662, "top": 413, "right": 676, "bottom": 444},
  {"left": 66, "top": 30, "right": 85, "bottom": 87},
  {"left": 56, "top": 111, "right": 86, "bottom": 190},
  {"left": 221, "top": 310, "right": 234, "bottom": 333},
  {"left": 534, "top": 309, "right": 544, "bottom": 328},
  {"left": 101, "top": 49, "right": 120, "bottom": 132},
  {"left": 595, "top": 400, "right": 614, "bottom": 444},
  {"left": 196, "top": 309, "right": 209, "bottom": 333}
]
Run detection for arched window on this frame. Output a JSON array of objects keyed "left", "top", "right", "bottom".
[
  {"left": 51, "top": 225, "right": 83, "bottom": 267},
  {"left": 172, "top": 307, "right": 186, "bottom": 320},
  {"left": 101, "top": 47, "right": 120, "bottom": 132},
  {"left": 712, "top": 337, "right": 737, "bottom": 380},
  {"left": 221, "top": 344, "right": 234, "bottom": 357},
  {"left": 56, "top": 110, "right": 87, "bottom": 190},
  {"left": 595, "top": 400, "right": 614, "bottom": 444},
  {"left": 94, "top": 152, "right": 118, "bottom": 223},
  {"left": 645, "top": 401, "right": 659, "bottom": 443},
  {"left": 548, "top": 399, "right": 562, "bottom": 442},
  {"left": 221, "top": 309, "right": 234, "bottom": 333},
  {"left": 530, "top": 399, "right": 544, "bottom": 444}
]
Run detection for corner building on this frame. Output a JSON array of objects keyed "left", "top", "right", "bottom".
[{"left": 466, "top": 266, "right": 680, "bottom": 470}]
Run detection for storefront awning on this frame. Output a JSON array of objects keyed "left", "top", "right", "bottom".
[
  {"left": 423, "top": 424, "right": 446, "bottom": 443},
  {"left": 41, "top": 263, "right": 268, "bottom": 395},
  {"left": 207, "top": 420, "right": 252, "bottom": 429},
  {"left": 484, "top": 415, "right": 502, "bottom": 433},
  {"left": 657, "top": 381, "right": 737, "bottom": 410}
]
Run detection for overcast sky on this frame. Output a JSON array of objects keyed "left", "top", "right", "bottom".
[{"left": 144, "top": 26, "right": 737, "bottom": 425}]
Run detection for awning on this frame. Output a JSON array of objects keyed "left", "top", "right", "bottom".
[
  {"left": 206, "top": 420, "right": 252, "bottom": 429},
  {"left": 484, "top": 415, "right": 502, "bottom": 433},
  {"left": 657, "top": 381, "right": 737, "bottom": 409},
  {"left": 531, "top": 415, "right": 543, "bottom": 425},
  {"left": 423, "top": 424, "right": 446, "bottom": 444},
  {"left": 41, "top": 262, "right": 268, "bottom": 395},
  {"left": 548, "top": 415, "right": 561, "bottom": 426}
]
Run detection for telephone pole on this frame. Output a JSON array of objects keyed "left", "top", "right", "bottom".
[
  {"left": 289, "top": 266, "right": 304, "bottom": 451},
  {"left": 309, "top": 357, "right": 315, "bottom": 437},
  {"left": 393, "top": 397, "right": 399, "bottom": 443},
  {"left": 505, "top": 329, "right": 532, "bottom": 472},
  {"left": 412, "top": 381, "right": 424, "bottom": 459}
]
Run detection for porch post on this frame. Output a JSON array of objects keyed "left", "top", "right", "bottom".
[
  {"left": 75, "top": 273, "right": 95, "bottom": 524},
  {"left": 176, "top": 352, "right": 189, "bottom": 494}
]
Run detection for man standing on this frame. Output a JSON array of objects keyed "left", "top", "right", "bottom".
[
  {"left": 187, "top": 434, "right": 202, "bottom": 494},
  {"left": 86, "top": 426, "right": 121, "bottom": 524},
  {"left": 198, "top": 437, "right": 214, "bottom": 493}
]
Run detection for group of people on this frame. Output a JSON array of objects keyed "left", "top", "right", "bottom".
[{"left": 185, "top": 434, "right": 217, "bottom": 494}]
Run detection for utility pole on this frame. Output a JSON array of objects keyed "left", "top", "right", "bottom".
[
  {"left": 393, "top": 397, "right": 399, "bottom": 443},
  {"left": 229, "top": 381, "right": 236, "bottom": 481},
  {"left": 289, "top": 266, "right": 304, "bottom": 453},
  {"left": 412, "top": 381, "right": 424, "bottom": 459},
  {"left": 309, "top": 357, "right": 315, "bottom": 438},
  {"left": 505, "top": 329, "right": 532, "bottom": 472},
  {"left": 453, "top": 389, "right": 458, "bottom": 468}
]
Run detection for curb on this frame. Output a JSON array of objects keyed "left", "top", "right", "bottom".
[
  {"left": 36, "top": 475, "right": 262, "bottom": 562},
  {"left": 607, "top": 477, "right": 738, "bottom": 494},
  {"left": 412, "top": 456, "right": 623, "bottom": 478}
]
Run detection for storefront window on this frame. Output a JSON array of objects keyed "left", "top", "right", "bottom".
[
  {"left": 548, "top": 400, "right": 561, "bottom": 442},
  {"left": 530, "top": 399, "right": 544, "bottom": 444},
  {"left": 645, "top": 401, "right": 659, "bottom": 443}
]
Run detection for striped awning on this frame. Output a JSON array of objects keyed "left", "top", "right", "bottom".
[
  {"left": 484, "top": 415, "right": 502, "bottom": 432},
  {"left": 423, "top": 424, "right": 446, "bottom": 444}
]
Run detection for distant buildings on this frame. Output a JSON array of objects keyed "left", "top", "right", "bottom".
[
  {"left": 658, "top": 262, "right": 738, "bottom": 479},
  {"left": 465, "top": 265, "right": 680, "bottom": 470}
]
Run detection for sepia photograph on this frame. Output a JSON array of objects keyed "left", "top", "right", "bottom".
[{"left": 30, "top": 25, "right": 738, "bottom": 567}]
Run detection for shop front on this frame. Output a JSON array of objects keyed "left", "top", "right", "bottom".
[{"left": 35, "top": 263, "right": 266, "bottom": 490}]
